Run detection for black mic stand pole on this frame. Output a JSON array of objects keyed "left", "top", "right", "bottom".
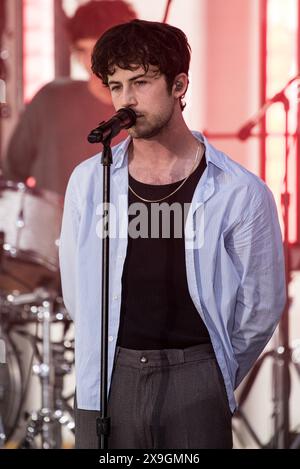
[
  {"left": 96, "top": 136, "right": 113, "bottom": 450},
  {"left": 87, "top": 108, "right": 136, "bottom": 449},
  {"left": 272, "top": 91, "right": 291, "bottom": 449}
]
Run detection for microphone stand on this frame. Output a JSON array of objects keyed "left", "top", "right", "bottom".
[
  {"left": 87, "top": 108, "right": 136, "bottom": 450},
  {"left": 96, "top": 136, "right": 112, "bottom": 450},
  {"left": 271, "top": 92, "right": 290, "bottom": 449},
  {"left": 236, "top": 74, "right": 299, "bottom": 141}
]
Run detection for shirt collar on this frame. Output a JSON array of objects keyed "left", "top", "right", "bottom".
[
  {"left": 192, "top": 131, "right": 227, "bottom": 172},
  {"left": 111, "top": 131, "right": 227, "bottom": 174},
  {"left": 111, "top": 136, "right": 131, "bottom": 173}
]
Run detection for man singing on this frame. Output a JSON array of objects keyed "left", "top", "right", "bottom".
[{"left": 59, "top": 19, "right": 286, "bottom": 449}]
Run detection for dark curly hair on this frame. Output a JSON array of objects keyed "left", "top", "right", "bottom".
[
  {"left": 91, "top": 19, "right": 191, "bottom": 110},
  {"left": 66, "top": 0, "right": 136, "bottom": 44}
]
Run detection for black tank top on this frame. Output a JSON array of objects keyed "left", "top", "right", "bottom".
[{"left": 117, "top": 153, "right": 211, "bottom": 349}]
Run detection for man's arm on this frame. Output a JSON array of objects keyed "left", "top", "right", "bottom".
[
  {"left": 225, "top": 183, "right": 286, "bottom": 388},
  {"left": 59, "top": 171, "right": 81, "bottom": 320},
  {"left": 4, "top": 90, "right": 43, "bottom": 182}
]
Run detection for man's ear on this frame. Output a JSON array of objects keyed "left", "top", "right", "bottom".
[{"left": 172, "top": 73, "right": 189, "bottom": 97}]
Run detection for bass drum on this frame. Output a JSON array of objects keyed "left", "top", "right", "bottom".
[
  {"left": 0, "top": 332, "right": 23, "bottom": 441},
  {"left": 0, "top": 180, "right": 63, "bottom": 294}
]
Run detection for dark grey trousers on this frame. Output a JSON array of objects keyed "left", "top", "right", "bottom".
[{"left": 74, "top": 343, "right": 233, "bottom": 449}]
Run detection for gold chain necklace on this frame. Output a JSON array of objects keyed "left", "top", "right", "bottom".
[{"left": 128, "top": 145, "right": 202, "bottom": 203}]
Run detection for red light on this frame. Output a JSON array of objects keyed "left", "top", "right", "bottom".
[{"left": 26, "top": 176, "right": 36, "bottom": 188}]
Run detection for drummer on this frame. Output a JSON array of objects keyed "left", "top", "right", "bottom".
[{"left": 3, "top": 1, "right": 137, "bottom": 196}]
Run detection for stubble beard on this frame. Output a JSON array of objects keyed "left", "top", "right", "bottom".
[{"left": 128, "top": 106, "right": 174, "bottom": 140}]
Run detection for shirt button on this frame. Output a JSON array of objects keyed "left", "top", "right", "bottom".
[
  {"left": 140, "top": 356, "right": 148, "bottom": 364},
  {"left": 113, "top": 295, "right": 118, "bottom": 300},
  {"left": 108, "top": 336, "right": 114, "bottom": 342}
]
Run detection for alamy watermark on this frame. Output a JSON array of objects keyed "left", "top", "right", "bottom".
[{"left": 96, "top": 195, "right": 205, "bottom": 249}]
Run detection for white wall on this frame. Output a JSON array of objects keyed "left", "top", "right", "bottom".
[
  {"left": 130, "top": 0, "right": 260, "bottom": 174},
  {"left": 204, "top": 0, "right": 261, "bottom": 174},
  {"left": 130, "top": 0, "right": 206, "bottom": 130}
]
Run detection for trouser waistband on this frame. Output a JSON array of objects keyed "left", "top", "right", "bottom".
[{"left": 114, "top": 343, "right": 215, "bottom": 367}]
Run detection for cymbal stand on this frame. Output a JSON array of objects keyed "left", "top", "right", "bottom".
[
  {"left": 41, "top": 299, "right": 55, "bottom": 448},
  {"left": 19, "top": 297, "right": 75, "bottom": 449},
  {"left": 22, "top": 299, "right": 56, "bottom": 449}
]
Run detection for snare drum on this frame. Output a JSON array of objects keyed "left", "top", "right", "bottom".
[{"left": 0, "top": 181, "right": 63, "bottom": 294}]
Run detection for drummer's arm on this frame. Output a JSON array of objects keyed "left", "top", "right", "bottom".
[
  {"left": 59, "top": 171, "right": 80, "bottom": 321},
  {"left": 4, "top": 94, "right": 40, "bottom": 182}
]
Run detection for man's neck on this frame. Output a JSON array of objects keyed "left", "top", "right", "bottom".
[{"left": 129, "top": 122, "right": 204, "bottom": 185}]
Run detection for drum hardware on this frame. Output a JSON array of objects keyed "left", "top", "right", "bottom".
[
  {"left": 0, "top": 339, "right": 5, "bottom": 364},
  {"left": 0, "top": 327, "right": 23, "bottom": 443},
  {"left": 15, "top": 297, "right": 75, "bottom": 449},
  {"left": 0, "top": 297, "right": 55, "bottom": 449},
  {"left": 0, "top": 418, "right": 5, "bottom": 448},
  {"left": 0, "top": 180, "right": 74, "bottom": 448},
  {"left": 233, "top": 339, "right": 300, "bottom": 449},
  {"left": 0, "top": 290, "right": 74, "bottom": 448},
  {"left": 5, "top": 288, "right": 51, "bottom": 307},
  {"left": 18, "top": 298, "right": 55, "bottom": 449}
]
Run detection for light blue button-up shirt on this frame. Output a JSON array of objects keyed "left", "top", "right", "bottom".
[{"left": 59, "top": 132, "right": 286, "bottom": 413}]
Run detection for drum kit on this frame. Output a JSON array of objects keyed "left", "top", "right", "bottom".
[{"left": 0, "top": 179, "right": 75, "bottom": 449}]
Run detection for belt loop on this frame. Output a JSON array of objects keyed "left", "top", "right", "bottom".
[{"left": 179, "top": 349, "right": 185, "bottom": 364}]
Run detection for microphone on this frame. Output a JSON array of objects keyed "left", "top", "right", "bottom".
[{"left": 87, "top": 107, "right": 137, "bottom": 144}]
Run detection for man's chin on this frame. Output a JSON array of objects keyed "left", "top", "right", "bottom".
[
  {"left": 127, "top": 128, "right": 145, "bottom": 139},
  {"left": 128, "top": 125, "right": 160, "bottom": 140}
]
